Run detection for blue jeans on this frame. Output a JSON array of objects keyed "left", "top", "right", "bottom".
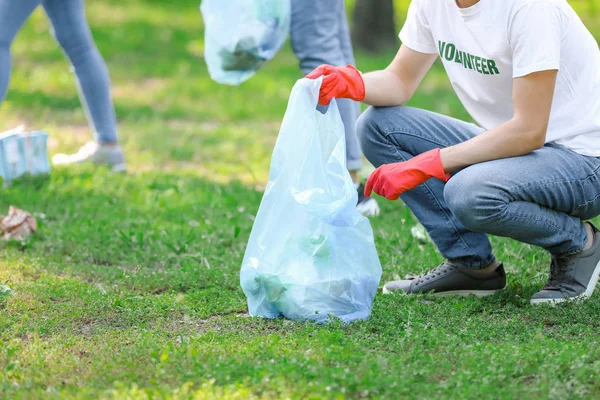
[
  {"left": 358, "top": 106, "right": 600, "bottom": 268},
  {"left": 0, "top": 0, "right": 118, "bottom": 144},
  {"left": 290, "top": 0, "right": 362, "bottom": 172}
]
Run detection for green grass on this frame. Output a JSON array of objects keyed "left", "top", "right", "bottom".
[{"left": 1, "top": 0, "right": 600, "bottom": 398}]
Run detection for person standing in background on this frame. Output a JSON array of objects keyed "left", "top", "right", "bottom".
[
  {"left": 0, "top": 0, "right": 126, "bottom": 172},
  {"left": 290, "top": 0, "right": 380, "bottom": 217}
]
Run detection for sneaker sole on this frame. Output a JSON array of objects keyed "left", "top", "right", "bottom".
[
  {"left": 433, "top": 289, "right": 502, "bottom": 298},
  {"left": 530, "top": 258, "right": 600, "bottom": 305},
  {"left": 382, "top": 286, "right": 503, "bottom": 297}
]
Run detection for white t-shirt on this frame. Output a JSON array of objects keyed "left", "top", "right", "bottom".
[{"left": 399, "top": 0, "right": 600, "bottom": 156}]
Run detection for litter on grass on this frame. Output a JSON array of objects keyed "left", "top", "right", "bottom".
[
  {"left": 0, "top": 284, "right": 12, "bottom": 301},
  {"left": 410, "top": 223, "right": 431, "bottom": 243},
  {"left": 0, "top": 126, "right": 51, "bottom": 183},
  {"left": 0, "top": 206, "right": 37, "bottom": 240}
]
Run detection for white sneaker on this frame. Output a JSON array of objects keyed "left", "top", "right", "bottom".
[
  {"left": 52, "top": 141, "right": 127, "bottom": 172},
  {"left": 356, "top": 182, "right": 380, "bottom": 218}
]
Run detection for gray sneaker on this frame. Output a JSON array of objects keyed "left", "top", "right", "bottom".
[
  {"left": 52, "top": 141, "right": 127, "bottom": 172},
  {"left": 530, "top": 224, "right": 600, "bottom": 305},
  {"left": 382, "top": 261, "right": 506, "bottom": 297}
]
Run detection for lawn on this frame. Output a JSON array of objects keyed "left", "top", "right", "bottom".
[{"left": 1, "top": 0, "right": 600, "bottom": 398}]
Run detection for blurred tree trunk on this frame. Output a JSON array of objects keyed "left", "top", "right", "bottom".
[{"left": 351, "top": 0, "right": 397, "bottom": 53}]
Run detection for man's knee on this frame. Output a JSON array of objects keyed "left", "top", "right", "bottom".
[{"left": 444, "top": 167, "right": 507, "bottom": 232}]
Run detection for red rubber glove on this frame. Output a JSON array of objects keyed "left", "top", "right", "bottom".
[
  {"left": 365, "top": 149, "right": 451, "bottom": 200},
  {"left": 305, "top": 64, "right": 365, "bottom": 106}
]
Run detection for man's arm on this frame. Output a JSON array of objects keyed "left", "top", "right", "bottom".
[
  {"left": 362, "top": 45, "right": 438, "bottom": 107},
  {"left": 439, "top": 70, "right": 557, "bottom": 171},
  {"left": 364, "top": 69, "right": 558, "bottom": 200}
]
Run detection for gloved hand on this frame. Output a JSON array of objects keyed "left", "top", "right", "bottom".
[
  {"left": 365, "top": 149, "right": 451, "bottom": 200},
  {"left": 305, "top": 64, "right": 365, "bottom": 106}
]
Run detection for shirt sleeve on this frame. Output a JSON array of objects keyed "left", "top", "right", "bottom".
[
  {"left": 509, "top": 1, "right": 564, "bottom": 78},
  {"left": 399, "top": 0, "right": 438, "bottom": 54}
]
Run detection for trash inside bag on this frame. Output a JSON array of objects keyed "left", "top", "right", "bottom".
[
  {"left": 240, "top": 78, "right": 382, "bottom": 323},
  {"left": 200, "top": 0, "right": 290, "bottom": 85}
]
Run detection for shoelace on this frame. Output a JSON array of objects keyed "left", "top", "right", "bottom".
[
  {"left": 415, "top": 263, "right": 453, "bottom": 285},
  {"left": 544, "top": 255, "right": 576, "bottom": 290}
]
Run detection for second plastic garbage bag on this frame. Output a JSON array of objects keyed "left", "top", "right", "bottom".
[
  {"left": 200, "top": 0, "right": 290, "bottom": 85},
  {"left": 240, "top": 78, "right": 382, "bottom": 323}
]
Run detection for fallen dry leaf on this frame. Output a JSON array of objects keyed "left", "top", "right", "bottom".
[{"left": 0, "top": 206, "right": 37, "bottom": 240}]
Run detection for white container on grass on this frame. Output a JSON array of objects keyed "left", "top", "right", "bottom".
[{"left": 0, "top": 126, "right": 51, "bottom": 182}]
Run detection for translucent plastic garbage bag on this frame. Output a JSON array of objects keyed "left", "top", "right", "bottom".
[
  {"left": 200, "top": 0, "right": 290, "bottom": 85},
  {"left": 240, "top": 78, "right": 382, "bottom": 323}
]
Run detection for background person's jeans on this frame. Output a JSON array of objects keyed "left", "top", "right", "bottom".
[
  {"left": 290, "top": 0, "right": 362, "bottom": 172},
  {"left": 358, "top": 106, "right": 600, "bottom": 268},
  {"left": 0, "top": 0, "right": 118, "bottom": 144}
]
